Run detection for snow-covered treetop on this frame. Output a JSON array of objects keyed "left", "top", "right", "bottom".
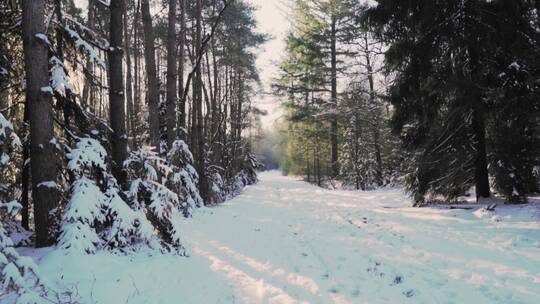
[
  {"left": 125, "top": 146, "right": 173, "bottom": 181},
  {"left": 168, "top": 140, "right": 194, "bottom": 167},
  {"left": 67, "top": 137, "right": 107, "bottom": 176}
]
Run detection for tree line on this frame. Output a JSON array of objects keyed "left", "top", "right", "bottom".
[
  {"left": 0, "top": 0, "right": 264, "bottom": 258},
  {"left": 275, "top": 0, "right": 540, "bottom": 205}
]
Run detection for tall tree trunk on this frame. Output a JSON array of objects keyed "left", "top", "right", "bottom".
[
  {"left": 330, "top": 17, "right": 339, "bottom": 177},
  {"left": 81, "top": 0, "right": 96, "bottom": 110},
  {"left": 141, "top": 0, "right": 160, "bottom": 149},
  {"left": 123, "top": 10, "right": 136, "bottom": 147},
  {"left": 177, "top": 0, "right": 186, "bottom": 138},
  {"left": 464, "top": 16, "right": 490, "bottom": 200},
  {"left": 364, "top": 36, "right": 383, "bottom": 186},
  {"left": 133, "top": 0, "right": 141, "bottom": 145},
  {"left": 20, "top": 102, "right": 30, "bottom": 230},
  {"left": 195, "top": 0, "right": 207, "bottom": 201},
  {"left": 473, "top": 104, "right": 490, "bottom": 199},
  {"left": 22, "top": 0, "right": 58, "bottom": 247},
  {"left": 166, "top": 0, "right": 177, "bottom": 148},
  {"left": 109, "top": 0, "right": 128, "bottom": 187}
]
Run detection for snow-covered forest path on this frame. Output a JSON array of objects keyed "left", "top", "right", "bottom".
[
  {"left": 182, "top": 171, "right": 540, "bottom": 304},
  {"left": 36, "top": 171, "right": 540, "bottom": 304}
]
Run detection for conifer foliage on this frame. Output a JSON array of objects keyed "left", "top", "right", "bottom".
[{"left": 367, "top": 0, "right": 540, "bottom": 204}]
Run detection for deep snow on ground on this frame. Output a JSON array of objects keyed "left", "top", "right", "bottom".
[{"left": 29, "top": 171, "right": 540, "bottom": 303}]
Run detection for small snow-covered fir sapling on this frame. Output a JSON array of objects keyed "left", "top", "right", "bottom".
[
  {"left": 0, "top": 113, "right": 74, "bottom": 304},
  {"left": 125, "top": 146, "right": 186, "bottom": 253},
  {"left": 58, "top": 138, "right": 156, "bottom": 254},
  {"left": 166, "top": 140, "right": 203, "bottom": 215},
  {"left": 228, "top": 152, "right": 262, "bottom": 198},
  {"left": 58, "top": 138, "right": 108, "bottom": 253}
]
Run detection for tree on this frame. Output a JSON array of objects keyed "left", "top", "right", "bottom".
[
  {"left": 166, "top": 0, "right": 178, "bottom": 148},
  {"left": 22, "top": 0, "right": 59, "bottom": 247},
  {"left": 108, "top": 0, "right": 129, "bottom": 187},
  {"left": 141, "top": 0, "right": 161, "bottom": 149},
  {"left": 367, "top": 0, "right": 540, "bottom": 204}
]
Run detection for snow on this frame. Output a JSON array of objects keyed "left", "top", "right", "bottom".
[
  {"left": 39, "top": 86, "right": 53, "bottom": 94},
  {"left": 36, "top": 181, "right": 57, "bottom": 189},
  {"left": 50, "top": 56, "right": 73, "bottom": 96},
  {"left": 22, "top": 171, "right": 540, "bottom": 303},
  {"left": 67, "top": 137, "right": 108, "bottom": 174},
  {"left": 34, "top": 33, "right": 50, "bottom": 46},
  {"left": 64, "top": 25, "right": 106, "bottom": 68}
]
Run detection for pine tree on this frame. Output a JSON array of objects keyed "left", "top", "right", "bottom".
[
  {"left": 367, "top": 0, "right": 540, "bottom": 203},
  {"left": 109, "top": 0, "right": 129, "bottom": 187},
  {"left": 22, "top": 0, "right": 59, "bottom": 247}
]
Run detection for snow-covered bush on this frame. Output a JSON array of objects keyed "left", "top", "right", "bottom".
[
  {"left": 0, "top": 113, "right": 75, "bottom": 303},
  {"left": 206, "top": 169, "right": 225, "bottom": 204},
  {"left": 166, "top": 140, "right": 203, "bottom": 215},
  {"left": 0, "top": 113, "right": 23, "bottom": 237},
  {"left": 59, "top": 137, "right": 156, "bottom": 254},
  {"left": 227, "top": 153, "right": 262, "bottom": 198},
  {"left": 125, "top": 147, "right": 185, "bottom": 253}
]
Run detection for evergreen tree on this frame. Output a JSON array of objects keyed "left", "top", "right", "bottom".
[{"left": 367, "top": 0, "right": 540, "bottom": 204}]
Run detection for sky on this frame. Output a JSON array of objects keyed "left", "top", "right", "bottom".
[{"left": 246, "top": 0, "right": 289, "bottom": 130}]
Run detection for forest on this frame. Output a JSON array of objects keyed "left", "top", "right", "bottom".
[
  {"left": 1, "top": 0, "right": 539, "bottom": 303},
  {"left": 274, "top": 0, "right": 540, "bottom": 205}
]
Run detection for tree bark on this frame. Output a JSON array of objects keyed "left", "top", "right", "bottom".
[
  {"left": 81, "top": 0, "right": 96, "bottom": 110},
  {"left": 195, "top": 0, "right": 207, "bottom": 201},
  {"left": 330, "top": 16, "right": 339, "bottom": 177},
  {"left": 166, "top": 0, "right": 177, "bottom": 148},
  {"left": 109, "top": 0, "right": 128, "bottom": 187},
  {"left": 123, "top": 9, "right": 136, "bottom": 148},
  {"left": 141, "top": 0, "right": 160, "bottom": 149},
  {"left": 20, "top": 101, "right": 30, "bottom": 230},
  {"left": 473, "top": 104, "right": 490, "bottom": 199},
  {"left": 177, "top": 0, "right": 186, "bottom": 138},
  {"left": 22, "top": 0, "right": 59, "bottom": 247},
  {"left": 364, "top": 36, "right": 383, "bottom": 186}
]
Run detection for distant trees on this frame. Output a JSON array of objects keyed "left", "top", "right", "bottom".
[{"left": 276, "top": 0, "right": 397, "bottom": 189}]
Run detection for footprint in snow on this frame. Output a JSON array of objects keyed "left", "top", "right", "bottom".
[
  {"left": 403, "top": 289, "right": 415, "bottom": 298},
  {"left": 391, "top": 275, "right": 403, "bottom": 286}
]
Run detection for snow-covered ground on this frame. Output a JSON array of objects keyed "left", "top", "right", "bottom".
[{"left": 28, "top": 171, "right": 540, "bottom": 303}]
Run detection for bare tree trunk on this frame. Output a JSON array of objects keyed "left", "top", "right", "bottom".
[
  {"left": 123, "top": 10, "right": 135, "bottom": 147},
  {"left": 22, "top": 0, "right": 59, "bottom": 247},
  {"left": 109, "top": 0, "right": 128, "bottom": 187},
  {"left": 466, "top": 40, "right": 490, "bottom": 201},
  {"left": 20, "top": 102, "right": 30, "bottom": 230},
  {"left": 166, "top": 0, "right": 177, "bottom": 148},
  {"left": 177, "top": 0, "right": 186, "bottom": 138},
  {"left": 195, "top": 0, "right": 207, "bottom": 201},
  {"left": 81, "top": 0, "right": 96, "bottom": 110},
  {"left": 133, "top": 0, "right": 141, "bottom": 145},
  {"left": 364, "top": 36, "right": 383, "bottom": 186},
  {"left": 141, "top": 0, "right": 160, "bottom": 149},
  {"left": 330, "top": 17, "right": 339, "bottom": 177}
]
